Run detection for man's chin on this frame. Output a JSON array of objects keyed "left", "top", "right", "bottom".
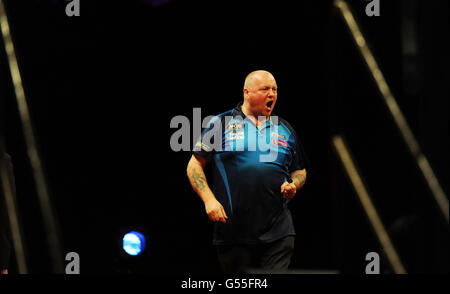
[
  {"left": 264, "top": 108, "right": 273, "bottom": 117},
  {"left": 253, "top": 109, "right": 273, "bottom": 120}
]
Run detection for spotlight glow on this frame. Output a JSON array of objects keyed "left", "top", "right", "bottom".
[{"left": 123, "top": 231, "right": 146, "bottom": 256}]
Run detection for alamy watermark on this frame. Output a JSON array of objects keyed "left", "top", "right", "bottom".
[
  {"left": 65, "top": 252, "right": 80, "bottom": 274},
  {"left": 365, "top": 0, "right": 380, "bottom": 17},
  {"left": 365, "top": 252, "right": 380, "bottom": 274},
  {"left": 65, "top": 0, "right": 80, "bottom": 17},
  {"left": 169, "top": 108, "right": 282, "bottom": 163}
]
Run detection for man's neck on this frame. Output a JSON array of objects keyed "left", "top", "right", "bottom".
[{"left": 241, "top": 103, "right": 269, "bottom": 128}]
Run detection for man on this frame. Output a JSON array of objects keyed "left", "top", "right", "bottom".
[{"left": 186, "top": 70, "right": 307, "bottom": 274}]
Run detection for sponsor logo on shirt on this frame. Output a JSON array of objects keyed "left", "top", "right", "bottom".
[
  {"left": 271, "top": 132, "right": 287, "bottom": 141},
  {"left": 194, "top": 141, "right": 212, "bottom": 152},
  {"left": 272, "top": 138, "right": 287, "bottom": 147},
  {"left": 227, "top": 122, "right": 245, "bottom": 131},
  {"left": 229, "top": 132, "right": 244, "bottom": 140}
]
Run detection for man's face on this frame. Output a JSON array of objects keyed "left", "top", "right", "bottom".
[{"left": 244, "top": 73, "right": 278, "bottom": 118}]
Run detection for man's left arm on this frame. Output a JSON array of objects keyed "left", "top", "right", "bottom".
[
  {"left": 281, "top": 169, "right": 307, "bottom": 199},
  {"left": 291, "top": 169, "right": 307, "bottom": 191}
]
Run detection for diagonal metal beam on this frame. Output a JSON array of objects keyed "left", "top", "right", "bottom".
[
  {"left": 334, "top": 0, "right": 448, "bottom": 224},
  {"left": 0, "top": 0, "right": 64, "bottom": 273},
  {"left": 0, "top": 146, "right": 28, "bottom": 274},
  {"left": 332, "top": 135, "right": 407, "bottom": 274}
]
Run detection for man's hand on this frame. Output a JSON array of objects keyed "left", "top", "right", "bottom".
[
  {"left": 204, "top": 198, "right": 228, "bottom": 223},
  {"left": 281, "top": 181, "right": 297, "bottom": 199},
  {"left": 1, "top": 269, "right": 7, "bottom": 274}
]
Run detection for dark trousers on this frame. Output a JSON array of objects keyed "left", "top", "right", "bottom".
[{"left": 216, "top": 236, "right": 295, "bottom": 274}]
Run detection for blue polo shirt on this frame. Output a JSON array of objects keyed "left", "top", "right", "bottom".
[{"left": 193, "top": 103, "right": 306, "bottom": 245}]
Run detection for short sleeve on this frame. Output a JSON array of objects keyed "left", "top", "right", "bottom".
[
  {"left": 192, "top": 115, "right": 223, "bottom": 162},
  {"left": 288, "top": 128, "right": 308, "bottom": 173}
]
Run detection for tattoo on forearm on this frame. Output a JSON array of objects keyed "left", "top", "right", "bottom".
[
  {"left": 191, "top": 167, "right": 206, "bottom": 191},
  {"left": 293, "top": 173, "right": 306, "bottom": 187}
]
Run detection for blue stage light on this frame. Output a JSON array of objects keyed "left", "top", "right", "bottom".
[{"left": 122, "top": 231, "right": 146, "bottom": 256}]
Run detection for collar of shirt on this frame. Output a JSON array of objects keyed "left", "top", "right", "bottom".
[{"left": 232, "top": 102, "right": 278, "bottom": 130}]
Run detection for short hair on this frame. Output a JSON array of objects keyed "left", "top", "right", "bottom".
[{"left": 243, "top": 70, "right": 274, "bottom": 90}]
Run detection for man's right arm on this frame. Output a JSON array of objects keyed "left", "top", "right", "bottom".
[{"left": 187, "top": 154, "right": 228, "bottom": 223}]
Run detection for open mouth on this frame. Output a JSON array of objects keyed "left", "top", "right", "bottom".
[{"left": 266, "top": 101, "right": 273, "bottom": 108}]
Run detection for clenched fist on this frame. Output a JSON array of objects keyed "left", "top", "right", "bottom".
[
  {"left": 204, "top": 198, "right": 228, "bottom": 223},
  {"left": 280, "top": 181, "right": 297, "bottom": 199}
]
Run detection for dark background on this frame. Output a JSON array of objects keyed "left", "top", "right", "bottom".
[{"left": 0, "top": 0, "right": 448, "bottom": 274}]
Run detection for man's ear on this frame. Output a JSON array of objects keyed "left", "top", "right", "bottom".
[{"left": 243, "top": 88, "right": 249, "bottom": 99}]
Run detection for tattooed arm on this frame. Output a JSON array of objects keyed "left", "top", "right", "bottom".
[
  {"left": 187, "top": 154, "right": 228, "bottom": 223},
  {"left": 291, "top": 169, "right": 307, "bottom": 191}
]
